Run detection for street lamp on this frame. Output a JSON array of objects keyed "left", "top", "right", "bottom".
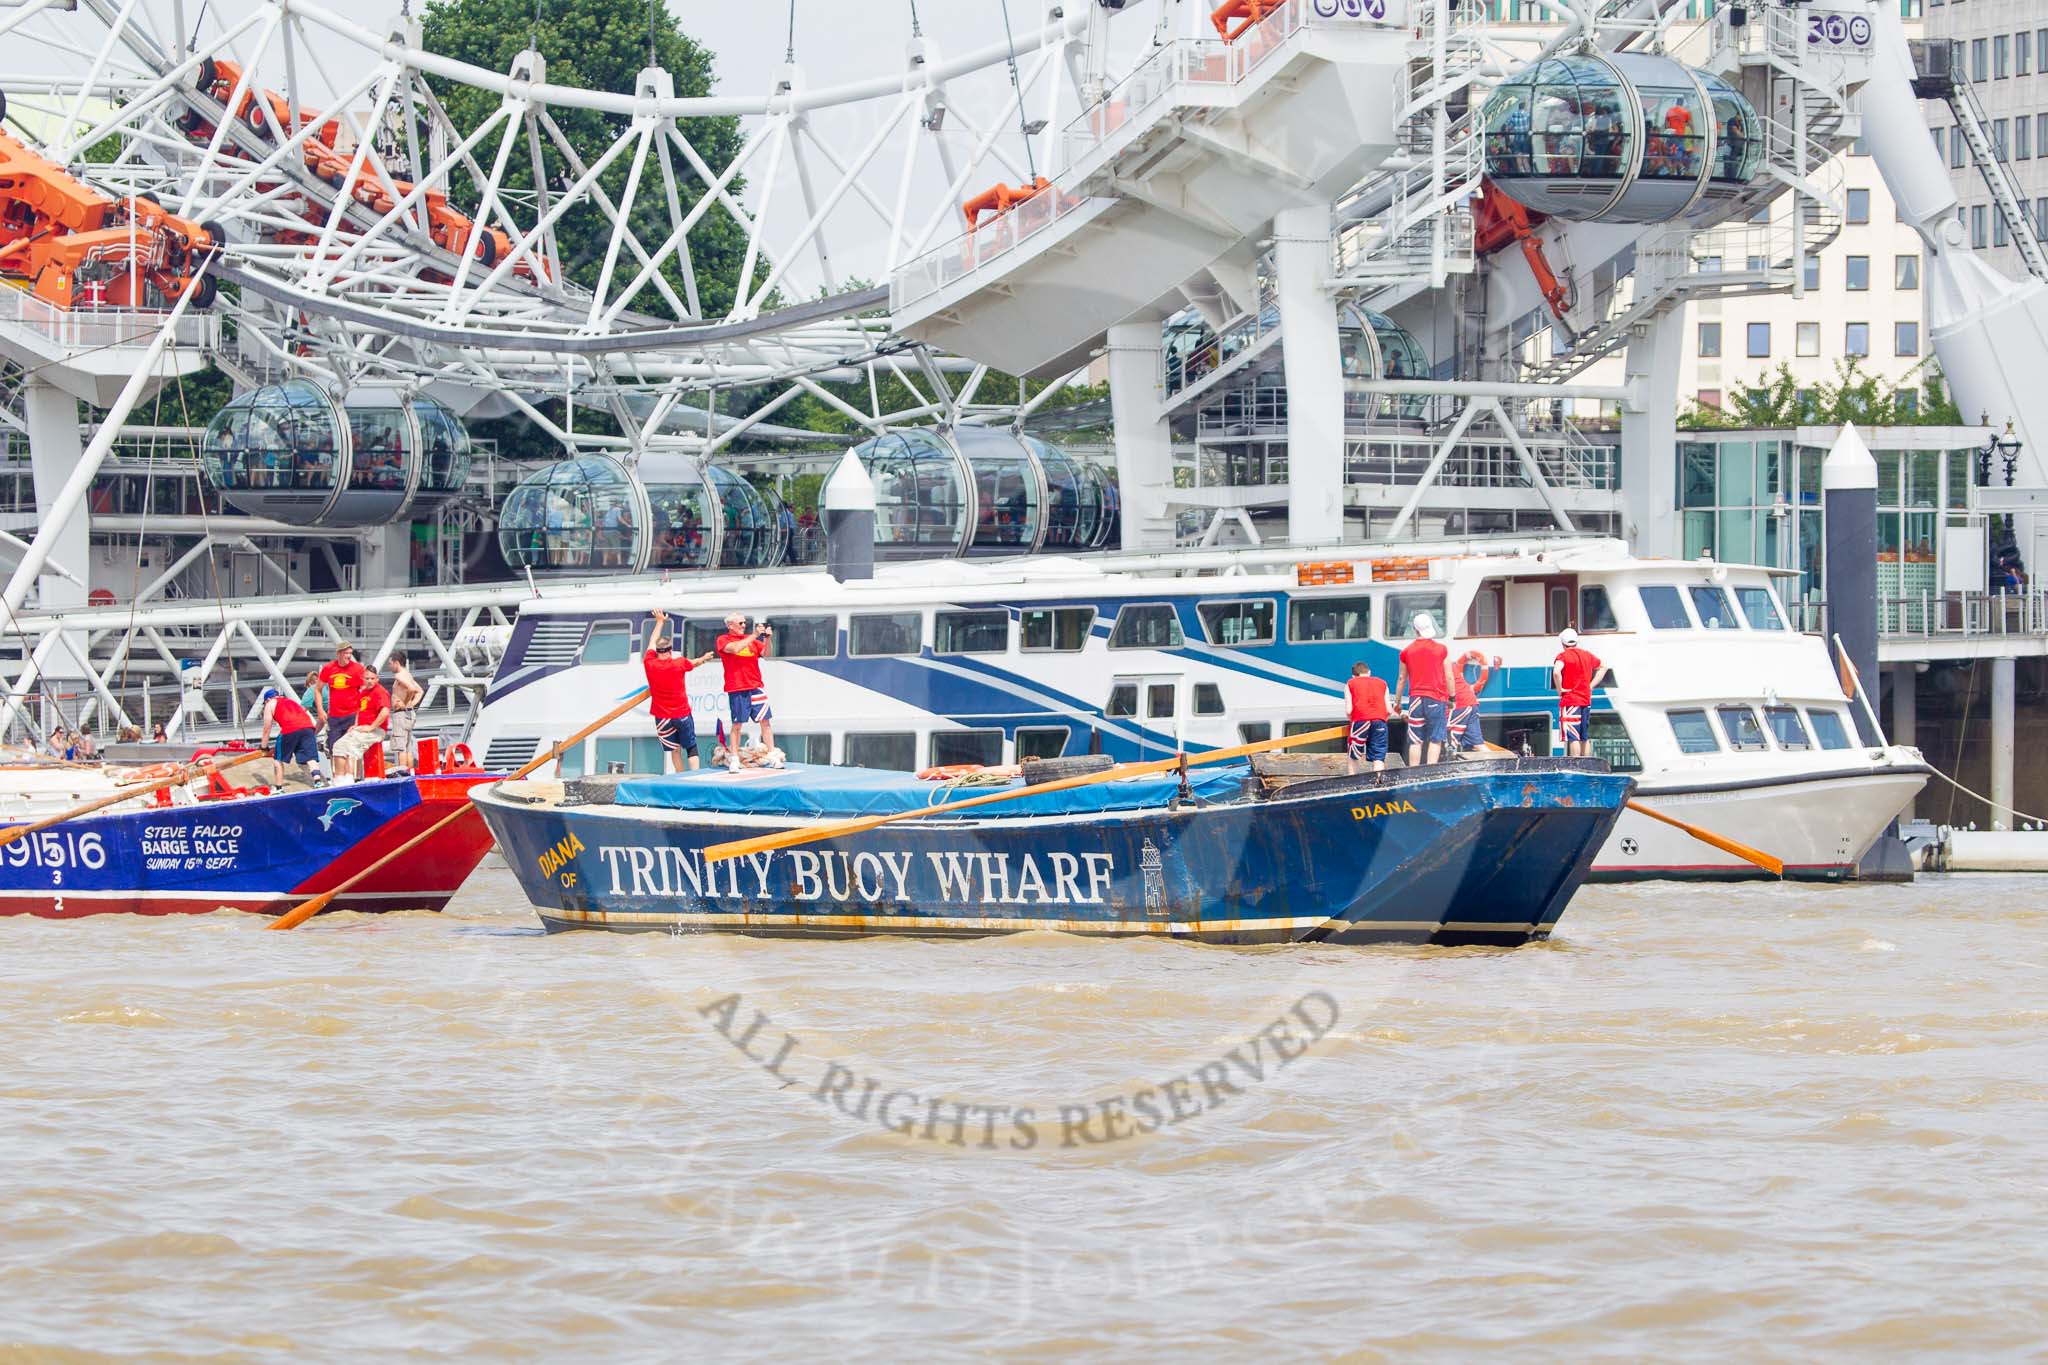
[{"left": 1978, "top": 420, "right": 2023, "bottom": 487}]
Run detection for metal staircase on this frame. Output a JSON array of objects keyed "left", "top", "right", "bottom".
[{"left": 1910, "top": 39, "right": 2048, "bottom": 283}]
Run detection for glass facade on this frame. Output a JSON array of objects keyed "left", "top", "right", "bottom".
[{"left": 1676, "top": 432, "right": 1980, "bottom": 620}]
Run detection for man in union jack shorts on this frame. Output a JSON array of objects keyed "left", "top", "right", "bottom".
[
  {"left": 714, "top": 611, "right": 774, "bottom": 774},
  {"left": 1551, "top": 628, "right": 1609, "bottom": 758}
]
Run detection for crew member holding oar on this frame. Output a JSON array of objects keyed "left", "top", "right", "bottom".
[{"left": 257, "top": 686, "right": 326, "bottom": 785}]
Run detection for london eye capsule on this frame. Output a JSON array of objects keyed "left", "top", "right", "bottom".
[
  {"left": 497, "top": 452, "right": 788, "bottom": 575},
  {"left": 200, "top": 380, "right": 475, "bottom": 527},
  {"left": 1481, "top": 53, "right": 1763, "bottom": 223}
]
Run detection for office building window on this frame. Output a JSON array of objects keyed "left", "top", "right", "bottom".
[
  {"left": 2021, "top": 118, "right": 2033, "bottom": 161},
  {"left": 1951, "top": 127, "right": 1966, "bottom": 169},
  {"left": 1994, "top": 35, "right": 2008, "bottom": 79},
  {"left": 2039, "top": 199, "right": 2048, "bottom": 235},
  {"left": 1846, "top": 255, "right": 1870, "bottom": 290},
  {"left": 2039, "top": 114, "right": 2048, "bottom": 154},
  {"left": 1896, "top": 253, "right": 1920, "bottom": 289},
  {"left": 1995, "top": 213, "right": 2009, "bottom": 247},
  {"left": 1846, "top": 188, "right": 1870, "bottom": 223},
  {"left": 1993, "top": 119, "right": 2009, "bottom": 158},
  {"left": 1697, "top": 388, "right": 1722, "bottom": 410},
  {"left": 1796, "top": 321, "right": 1820, "bottom": 357},
  {"left": 1698, "top": 322, "right": 1721, "bottom": 357},
  {"left": 1746, "top": 322, "right": 1770, "bottom": 358},
  {"left": 1895, "top": 321, "right": 1920, "bottom": 356},
  {"left": 1973, "top": 204, "right": 1989, "bottom": 249},
  {"left": 1802, "top": 255, "right": 1820, "bottom": 290},
  {"left": 1931, "top": 126, "right": 1944, "bottom": 158},
  {"left": 1845, "top": 322, "right": 1870, "bottom": 357},
  {"left": 2021, "top": 31, "right": 2033, "bottom": 76},
  {"left": 1972, "top": 38, "right": 1987, "bottom": 82}
]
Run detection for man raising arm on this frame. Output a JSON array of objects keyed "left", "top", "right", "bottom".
[{"left": 713, "top": 611, "right": 775, "bottom": 773}]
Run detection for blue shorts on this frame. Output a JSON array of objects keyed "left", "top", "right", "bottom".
[
  {"left": 1559, "top": 705, "right": 1587, "bottom": 744},
  {"left": 275, "top": 727, "right": 318, "bottom": 766},
  {"left": 1348, "top": 719, "right": 1388, "bottom": 762},
  {"left": 654, "top": 715, "right": 697, "bottom": 753},
  {"left": 1407, "top": 696, "right": 1450, "bottom": 745},
  {"left": 727, "top": 690, "right": 772, "bottom": 725},
  {"left": 325, "top": 715, "right": 354, "bottom": 750}
]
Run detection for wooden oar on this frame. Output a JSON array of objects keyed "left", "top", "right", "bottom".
[
  {"left": 0, "top": 748, "right": 269, "bottom": 850},
  {"left": 703, "top": 724, "right": 1349, "bottom": 865},
  {"left": 1625, "top": 798, "right": 1784, "bottom": 878},
  {"left": 267, "top": 686, "right": 652, "bottom": 930}
]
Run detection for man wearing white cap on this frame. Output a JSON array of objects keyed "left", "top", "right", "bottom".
[
  {"left": 1395, "top": 612, "right": 1457, "bottom": 766},
  {"left": 1552, "top": 628, "right": 1608, "bottom": 758}
]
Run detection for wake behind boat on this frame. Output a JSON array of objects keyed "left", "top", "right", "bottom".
[{"left": 476, "top": 757, "right": 1633, "bottom": 946}]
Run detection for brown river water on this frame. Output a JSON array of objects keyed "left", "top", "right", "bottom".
[{"left": 4, "top": 866, "right": 2046, "bottom": 1360}]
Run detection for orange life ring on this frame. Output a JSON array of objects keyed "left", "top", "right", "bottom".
[
  {"left": 118, "top": 763, "right": 181, "bottom": 787},
  {"left": 916, "top": 764, "right": 985, "bottom": 782},
  {"left": 1455, "top": 650, "right": 1494, "bottom": 693}
]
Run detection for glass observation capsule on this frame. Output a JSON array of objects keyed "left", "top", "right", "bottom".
[
  {"left": 1481, "top": 53, "right": 1762, "bottom": 223},
  {"left": 200, "top": 380, "right": 475, "bottom": 526}
]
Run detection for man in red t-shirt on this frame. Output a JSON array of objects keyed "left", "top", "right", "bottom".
[
  {"left": 1395, "top": 612, "right": 1456, "bottom": 766},
  {"left": 333, "top": 669, "right": 392, "bottom": 779},
  {"left": 714, "top": 610, "right": 774, "bottom": 773},
  {"left": 1552, "top": 628, "right": 1609, "bottom": 757},
  {"left": 316, "top": 642, "right": 366, "bottom": 757},
  {"left": 643, "top": 609, "right": 716, "bottom": 772},
  {"left": 257, "top": 686, "right": 325, "bottom": 782},
  {"left": 1346, "top": 662, "right": 1391, "bottom": 776}
]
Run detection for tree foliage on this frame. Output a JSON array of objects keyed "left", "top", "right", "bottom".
[
  {"left": 420, "top": 0, "right": 752, "bottom": 320},
  {"left": 1678, "top": 358, "right": 1965, "bottom": 429}
]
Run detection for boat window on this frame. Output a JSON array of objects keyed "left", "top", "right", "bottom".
[
  {"left": 1282, "top": 720, "right": 1347, "bottom": 754},
  {"left": 934, "top": 609, "right": 1009, "bottom": 655},
  {"left": 1480, "top": 712, "right": 1553, "bottom": 757},
  {"left": 1807, "top": 708, "right": 1855, "bottom": 750},
  {"left": 1289, "top": 595, "right": 1371, "bottom": 642},
  {"left": 1107, "top": 683, "right": 1138, "bottom": 717},
  {"left": 1238, "top": 722, "right": 1272, "bottom": 744},
  {"left": 849, "top": 612, "right": 923, "bottom": 656},
  {"left": 846, "top": 731, "right": 917, "bottom": 771},
  {"left": 778, "top": 733, "right": 830, "bottom": 764},
  {"left": 1668, "top": 708, "right": 1720, "bottom": 753},
  {"left": 1717, "top": 705, "right": 1769, "bottom": 750},
  {"left": 1467, "top": 584, "right": 1504, "bottom": 636},
  {"left": 1385, "top": 593, "right": 1448, "bottom": 639},
  {"left": 556, "top": 740, "right": 587, "bottom": 777},
  {"left": 595, "top": 736, "right": 664, "bottom": 775},
  {"left": 1689, "top": 585, "right": 1739, "bottom": 629},
  {"left": 1197, "top": 598, "right": 1277, "bottom": 646},
  {"left": 766, "top": 615, "right": 837, "bottom": 659},
  {"left": 1580, "top": 585, "right": 1617, "bottom": 631},
  {"left": 1015, "top": 726, "right": 1070, "bottom": 762},
  {"left": 684, "top": 618, "right": 725, "bottom": 657},
  {"left": 1146, "top": 683, "right": 1177, "bottom": 719},
  {"left": 932, "top": 729, "right": 1003, "bottom": 767},
  {"left": 1109, "top": 603, "right": 1184, "bottom": 649},
  {"left": 1764, "top": 706, "right": 1810, "bottom": 749},
  {"left": 1735, "top": 586, "right": 1785, "bottom": 630},
  {"left": 1548, "top": 585, "right": 1571, "bottom": 632},
  {"left": 1586, "top": 714, "right": 1641, "bottom": 772},
  {"left": 1194, "top": 682, "right": 1225, "bottom": 715},
  {"left": 581, "top": 620, "right": 633, "bottom": 664},
  {"left": 1639, "top": 586, "right": 1692, "bottom": 629},
  {"left": 1021, "top": 606, "right": 1095, "bottom": 651}
]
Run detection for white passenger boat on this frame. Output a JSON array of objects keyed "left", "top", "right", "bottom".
[{"left": 468, "top": 537, "right": 1927, "bottom": 881}]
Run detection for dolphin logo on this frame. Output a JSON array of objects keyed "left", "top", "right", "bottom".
[{"left": 318, "top": 797, "right": 363, "bottom": 832}]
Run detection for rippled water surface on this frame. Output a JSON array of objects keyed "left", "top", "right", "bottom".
[{"left": 5, "top": 867, "right": 2047, "bottom": 1359}]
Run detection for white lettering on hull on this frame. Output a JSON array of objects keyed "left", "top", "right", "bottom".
[{"left": 593, "top": 842, "right": 1119, "bottom": 907}]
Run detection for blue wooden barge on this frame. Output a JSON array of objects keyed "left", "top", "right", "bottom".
[{"left": 475, "top": 758, "right": 1631, "bottom": 946}]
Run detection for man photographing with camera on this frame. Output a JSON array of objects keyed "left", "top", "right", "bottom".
[{"left": 714, "top": 610, "right": 775, "bottom": 773}]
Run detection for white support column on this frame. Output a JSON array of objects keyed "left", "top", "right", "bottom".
[
  {"left": 1274, "top": 203, "right": 1343, "bottom": 547},
  {"left": 22, "top": 380, "right": 87, "bottom": 615},
  {"left": 1107, "top": 319, "right": 1174, "bottom": 551},
  {"left": 1990, "top": 655, "right": 2016, "bottom": 831},
  {"left": 1890, "top": 662, "right": 1917, "bottom": 822},
  {"left": 1619, "top": 308, "right": 1684, "bottom": 554}
]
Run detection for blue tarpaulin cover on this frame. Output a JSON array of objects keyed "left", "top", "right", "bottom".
[{"left": 613, "top": 763, "right": 1251, "bottom": 819}]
